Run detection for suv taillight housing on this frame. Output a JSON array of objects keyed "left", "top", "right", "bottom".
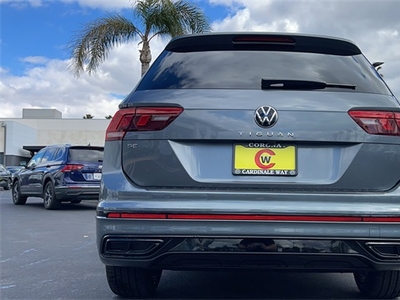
[
  {"left": 106, "top": 107, "right": 183, "bottom": 141},
  {"left": 348, "top": 110, "right": 400, "bottom": 136},
  {"left": 61, "top": 164, "right": 84, "bottom": 172}
]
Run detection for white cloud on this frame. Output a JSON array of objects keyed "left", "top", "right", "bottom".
[
  {"left": 0, "top": 0, "right": 132, "bottom": 9},
  {"left": 1, "top": 0, "right": 399, "bottom": 120},
  {"left": 0, "top": 0, "right": 43, "bottom": 7},
  {"left": 20, "top": 56, "right": 49, "bottom": 64},
  {"left": 1, "top": 37, "right": 166, "bottom": 118},
  {"left": 60, "top": 0, "right": 132, "bottom": 10},
  {"left": 209, "top": 0, "right": 400, "bottom": 98},
  {"left": 0, "top": 67, "right": 9, "bottom": 74}
]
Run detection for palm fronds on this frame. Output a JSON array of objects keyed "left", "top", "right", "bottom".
[
  {"left": 68, "top": 0, "right": 211, "bottom": 77},
  {"left": 68, "top": 14, "right": 138, "bottom": 76}
]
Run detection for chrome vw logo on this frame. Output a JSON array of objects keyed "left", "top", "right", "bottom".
[{"left": 254, "top": 106, "right": 278, "bottom": 128}]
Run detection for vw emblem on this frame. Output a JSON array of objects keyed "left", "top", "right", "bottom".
[{"left": 254, "top": 106, "right": 278, "bottom": 128}]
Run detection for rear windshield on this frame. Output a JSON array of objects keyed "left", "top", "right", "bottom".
[
  {"left": 68, "top": 148, "right": 103, "bottom": 162},
  {"left": 136, "top": 51, "right": 390, "bottom": 94}
]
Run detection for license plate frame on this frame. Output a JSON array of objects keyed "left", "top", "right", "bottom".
[{"left": 232, "top": 143, "right": 297, "bottom": 176}]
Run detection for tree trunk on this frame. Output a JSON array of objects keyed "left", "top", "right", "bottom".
[{"left": 139, "top": 40, "right": 152, "bottom": 77}]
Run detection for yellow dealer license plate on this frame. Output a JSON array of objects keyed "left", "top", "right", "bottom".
[{"left": 233, "top": 143, "right": 297, "bottom": 176}]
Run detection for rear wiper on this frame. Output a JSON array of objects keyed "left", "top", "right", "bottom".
[{"left": 261, "top": 79, "right": 356, "bottom": 90}]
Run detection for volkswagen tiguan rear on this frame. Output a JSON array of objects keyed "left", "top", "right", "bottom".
[{"left": 97, "top": 33, "right": 400, "bottom": 299}]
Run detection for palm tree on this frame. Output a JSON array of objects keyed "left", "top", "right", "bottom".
[
  {"left": 83, "top": 114, "right": 94, "bottom": 119},
  {"left": 68, "top": 0, "right": 210, "bottom": 77}
]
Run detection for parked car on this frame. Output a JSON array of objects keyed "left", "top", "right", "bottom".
[
  {"left": 0, "top": 164, "right": 12, "bottom": 190},
  {"left": 12, "top": 144, "right": 104, "bottom": 209},
  {"left": 6, "top": 166, "right": 24, "bottom": 181},
  {"left": 97, "top": 33, "right": 400, "bottom": 299}
]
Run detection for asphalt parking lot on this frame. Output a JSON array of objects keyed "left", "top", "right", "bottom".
[
  {"left": 0, "top": 189, "right": 113, "bottom": 300},
  {"left": 1, "top": 189, "right": 373, "bottom": 299}
]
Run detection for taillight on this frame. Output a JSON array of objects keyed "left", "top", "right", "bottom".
[
  {"left": 106, "top": 213, "right": 400, "bottom": 223},
  {"left": 61, "top": 164, "right": 84, "bottom": 172},
  {"left": 105, "top": 107, "right": 183, "bottom": 141},
  {"left": 105, "top": 108, "right": 136, "bottom": 141},
  {"left": 348, "top": 110, "right": 400, "bottom": 136}
]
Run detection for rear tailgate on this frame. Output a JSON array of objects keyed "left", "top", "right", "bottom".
[
  {"left": 120, "top": 90, "right": 400, "bottom": 192},
  {"left": 67, "top": 147, "right": 104, "bottom": 183}
]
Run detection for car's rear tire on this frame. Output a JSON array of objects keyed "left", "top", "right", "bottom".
[
  {"left": 354, "top": 270, "right": 400, "bottom": 299},
  {"left": 106, "top": 266, "right": 162, "bottom": 298},
  {"left": 43, "top": 181, "right": 60, "bottom": 210},
  {"left": 12, "top": 181, "right": 27, "bottom": 205}
]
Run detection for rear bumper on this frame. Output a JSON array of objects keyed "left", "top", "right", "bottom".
[
  {"left": 96, "top": 218, "right": 400, "bottom": 272},
  {"left": 96, "top": 233, "right": 400, "bottom": 272},
  {"left": 55, "top": 185, "right": 100, "bottom": 201},
  {"left": 98, "top": 182, "right": 400, "bottom": 216},
  {"left": 96, "top": 185, "right": 400, "bottom": 271},
  {"left": 101, "top": 251, "right": 398, "bottom": 272}
]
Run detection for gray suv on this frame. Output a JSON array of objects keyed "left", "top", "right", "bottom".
[{"left": 97, "top": 33, "right": 400, "bottom": 299}]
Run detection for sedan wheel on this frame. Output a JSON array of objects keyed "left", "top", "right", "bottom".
[
  {"left": 43, "top": 181, "right": 60, "bottom": 210},
  {"left": 106, "top": 266, "right": 162, "bottom": 298},
  {"left": 354, "top": 270, "right": 400, "bottom": 299},
  {"left": 12, "top": 181, "right": 27, "bottom": 205}
]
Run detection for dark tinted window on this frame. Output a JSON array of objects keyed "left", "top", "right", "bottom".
[
  {"left": 68, "top": 148, "right": 104, "bottom": 162},
  {"left": 137, "top": 51, "right": 390, "bottom": 94}
]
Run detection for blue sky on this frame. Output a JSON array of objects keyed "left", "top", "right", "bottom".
[
  {"left": 1, "top": 0, "right": 229, "bottom": 74},
  {"left": 2, "top": 2, "right": 99, "bottom": 73},
  {"left": 1, "top": 0, "right": 399, "bottom": 118}
]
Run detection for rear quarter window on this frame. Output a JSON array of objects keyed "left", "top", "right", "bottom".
[
  {"left": 53, "top": 148, "right": 65, "bottom": 162},
  {"left": 41, "top": 147, "right": 59, "bottom": 164}
]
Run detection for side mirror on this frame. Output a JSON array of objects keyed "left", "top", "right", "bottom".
[{"left": 27, "top": 163, "right": 36, "bottom": 170}]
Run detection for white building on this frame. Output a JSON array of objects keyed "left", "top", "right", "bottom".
[{"left": 0, "top": 109, "right": 111, "bottom": 165}]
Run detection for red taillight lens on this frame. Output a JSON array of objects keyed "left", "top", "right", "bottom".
[
  {"left": 105, "top": 108, "right": 136, "bottom": 141},
  {"left": 348, "top": 110, "right": 400, "bottom": 136},
  {"left": 133, "top": 107, "right": 183, "bottom": 130},
  {"left": 106, "top": 213, "right": 400, "bottom": 223},
  {"left": 105, "top": 107, "right": 183, "bottom": 141},
  {"left": 396, "top": 112, "right": 400, "bottom": 128},
  {"left": 61, "top": 164, "right": 84, "bottom": 172}
]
